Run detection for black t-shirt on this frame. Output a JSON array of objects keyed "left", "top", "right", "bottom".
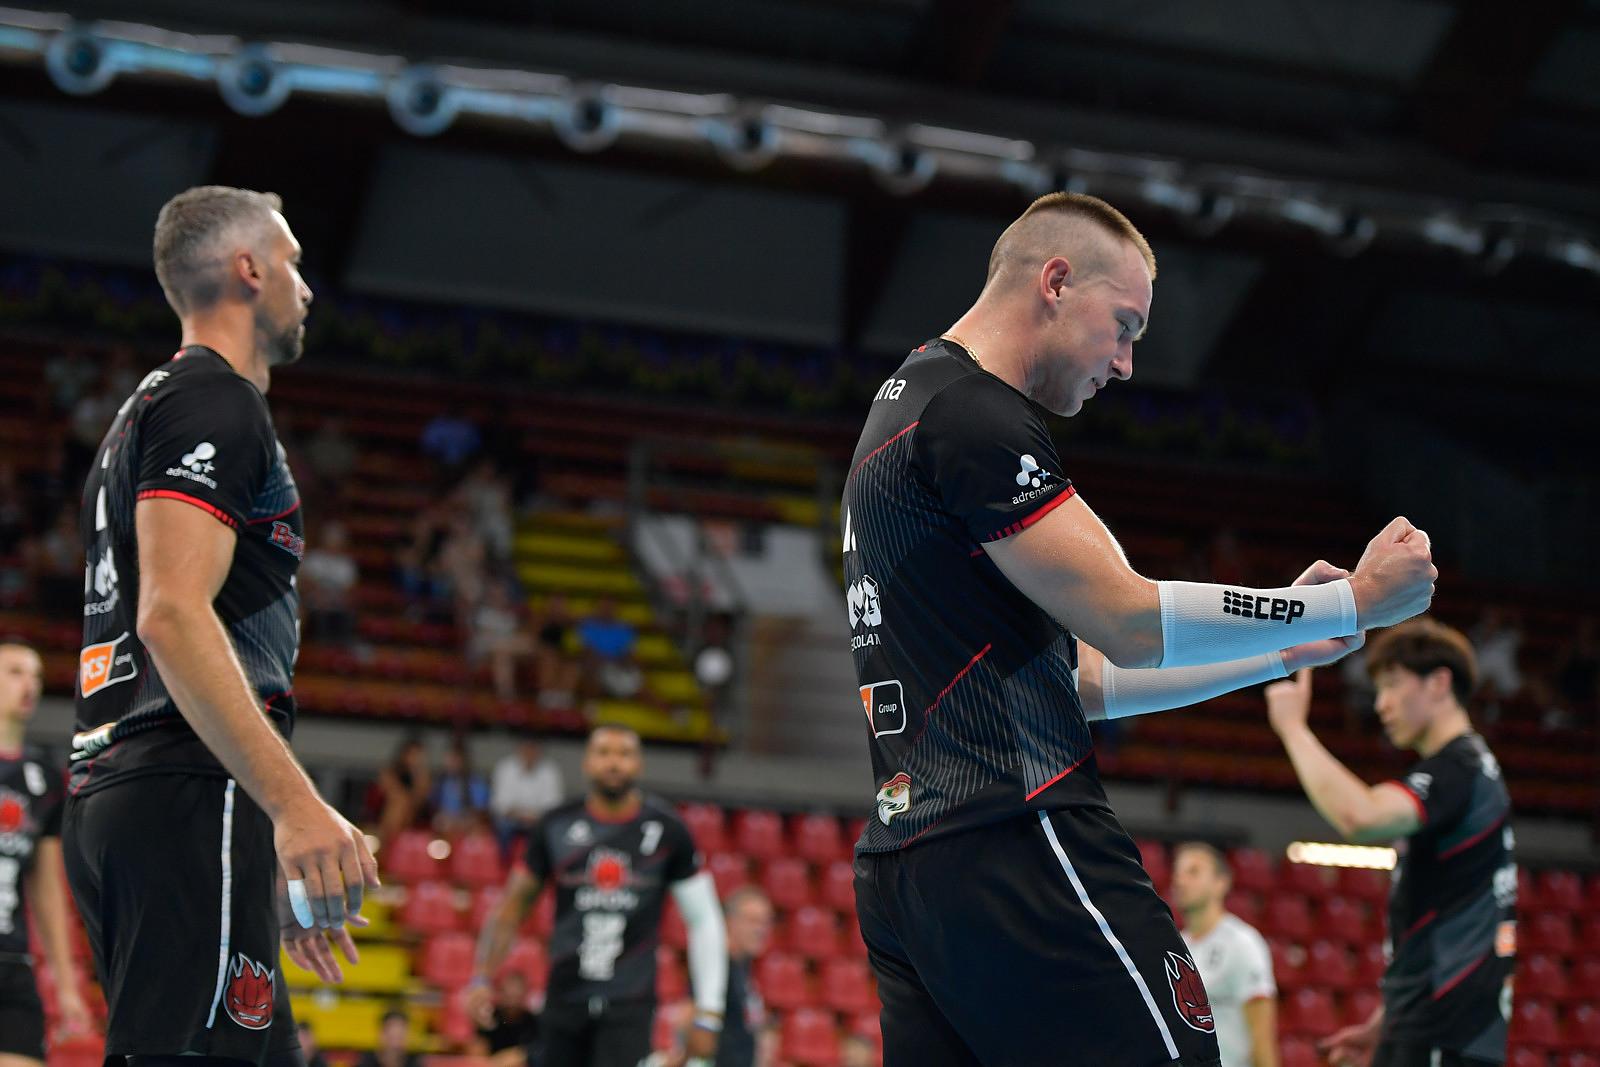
[
  {"left": 479, "top": 1006, "right": 540, "bottom": 1053},
  {"left": 713, "top": 956, "right": 766, "bottom": 1067},
  {"left": 73, "top": 347, "right": 303, "bottom": 793},
  {"left": 1382, "top": 733, "right": 1515, "bottom": 1060},
  {"left": 842, "top": 339, "right": 1106, "bottom": 852},
  {"left": 0, "top": 744, "right": 65, "bottom": 960},
  {"left": 525, "top": 795, "right": 699, "bottom": 1013}
]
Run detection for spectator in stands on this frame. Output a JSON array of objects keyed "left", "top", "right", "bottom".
[
  {"left": 306, "top": 414, "right": 358, "bottom": 489},
  {"left": 1470, "top": 607, "right": 1523, "bottom": 707},
  {"left": 1170, "top": 842, "right": 1277, "bottom": 1067},
  {"left": 297, "top": 1021, "right": 330, "bottom": 1067},
  {"left": 578, "top": 596, "right": 644, "bottom": 701},
  {"left": 356, "top": 1008, "right": 423, "bottom": 1067},
  {"left": 462, "top": 458, "right": 515, "bottom": 563},
  {"left": 839, "top": 1034, "right": 877, "bottom": 1067},
  {"left": 490, "top": 735, "right": 564, "bottom": 851},
  {"left": 396, "top": 501, "right": 451, "bottom": 615},
  {"left": 421, "top": 412, "right": 481, "bottom": 476},
  {"left": 371, "top": 735, "right": 433, "bottom": 846},
  {"left": 43, "top": 346, "right": 96, "bottom": 414},
  {"left": 65, "top": 369, "right": 121, "bottom": 480},
  {"left": 436, "top": 509, "right": 489, "bottom": 624},
  {"left": 300, "top": 519, "right": 360, "bottom": 647},
  {"left": 710, "top": 886, "right": 778, "bottom": 1067},
  {"left": 432, "top": 737, "right": 491, "bottom": 837},
  {"left": 473, "top": 968, "right": 541, "bottom": 1064},
  {"left": 533, "top": 594, "right": 582, "bottom": 707},
  {"left": 470, "top": 579, "right": 536, "bottom": 701}
]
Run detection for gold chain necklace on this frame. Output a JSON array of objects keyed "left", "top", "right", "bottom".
[{"left": 941, "top": 331, "right": 983, "bottom": 370}]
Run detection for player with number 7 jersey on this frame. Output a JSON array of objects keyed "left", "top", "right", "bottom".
[{"left": 469, "top": 726, "right": 727, "bottom": 1067}]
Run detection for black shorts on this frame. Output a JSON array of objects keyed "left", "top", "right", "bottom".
[
  {"left": 62, "top": 774, "right": 297, "bottom": 1063},
  {"left": 855, "top": 807, "right": 1222, "bottom": 1067},
  {"left": 0, "top": 958, "right": 46, "bottom": 1059},
  {"left": 1373, "top": 1040, "right": 1499, "bottom": 1067},
  {"left": 537, "top": 1000, "right": 654, "bottom": 1067}
]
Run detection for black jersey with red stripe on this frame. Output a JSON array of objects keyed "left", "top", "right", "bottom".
[
  {"left": 0, "top": 744, "right": 64, "bottom": 960},
  {"left": 72, "top": 346, "right": 302, "bottom": 795},
  {"left": 842, "top": 338, "right": 1107, "bottom": 853},
  {"left": 1381, "top": 732, "right": 1515, "bottom": 1060}
]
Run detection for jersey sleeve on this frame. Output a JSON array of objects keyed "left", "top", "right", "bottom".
[
  {"left": 1388, "top": 753, "right": 1475, "bottom": 833},
  {"left": 1239, "top": 927, "right": 1276, "bottom": 1001},
  {"left": 663, "top": 813, "right": 702, "bottom": 884},
  {"left": 38, "top": 761, "right": 65, "bottom": 838},
  {"left": 914, "top": 374, "right": 1076, "bottom": 544},
  {"left": 136, "top": 375, "right": 274, "bottom": 529},
  {"left": 523, "top": 819, "right": 553, "bottom": 881}
]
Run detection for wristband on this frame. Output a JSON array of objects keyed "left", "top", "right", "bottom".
[
  {"left": 1100, "top": 653, "right": 1286, "bottom": 720},
  {"left": 692, "top": 1011, "right": 724, "bottom": 1034},
  {"left": 1156, "top": 579, "right": 1357, "bottom": 668}
]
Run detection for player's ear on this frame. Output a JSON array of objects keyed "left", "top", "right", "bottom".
[
  {"left": 235, "top": 248, "right": 264, "bottom": 295},
  {"left": 1041, "top": 256, "right": 1073, "bottom": 301}
]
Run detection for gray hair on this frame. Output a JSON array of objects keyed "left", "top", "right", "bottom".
[{"left": 153, "top": 185, "right": 282, "bottom": 314}]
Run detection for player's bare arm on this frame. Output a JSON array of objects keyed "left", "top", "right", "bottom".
[
  {"left": 135, "top": 496, "right": 378, "bottom": 927},
  {"left": 467, "top": 865, "right": 543, "bottom": 1019},
  {"left": 986, "top": 496, "right": 1434, "bottom": 669},
  {"left": 24, "top": 837, "right": 93, "bottom": 1038},
  {"left": 1243, "top": 996, "right": 1279, "bottom": 1067},
  {"left": 1265, "top": 669, "right": 1422, "bottom": 843}
]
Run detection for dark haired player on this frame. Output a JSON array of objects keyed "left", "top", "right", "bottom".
[
  {"left": 471, "top": 726, "right": 727, "bottom": 1067},
  {"left": 66, "top": 186, "right": 376, "bottom": 1067},
  {"left": 843, "top": 190, "right": 1437, "bottom": 1065},
  {"left": 1267, "top": 619, "right": 1513, "bottom": 1067}
]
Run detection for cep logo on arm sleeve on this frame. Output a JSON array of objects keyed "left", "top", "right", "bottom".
[{"left": 1222, "top": 590, "right": 1306, "bottom": 623}]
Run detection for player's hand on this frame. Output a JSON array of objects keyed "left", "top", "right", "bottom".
[
  {"left": 274, "top": 798, "right": 380, "bottom": 929},
  {"left": 1265, "top": 668, "right": 1315, "bottom": 736},
  {"left": 279, "top": 868, "right": 366, "bottom": 981},
  {"left": 684, "top": 1025, "right": 718, "bottom": 1062},
  {"left": 465, "top": 981, "right": 496, "bottom": 1028},
  {"left": 1279, "top": 560, "right": 1367, "bottom": 670},
  {"left": 1319, "top": 1018, "right": 1379, "bottom": 1067},
  {"left": 1349, "top": 517, "right": 1437, "bottom": 629}
]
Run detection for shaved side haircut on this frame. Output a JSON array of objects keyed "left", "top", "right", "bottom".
[{"left": 986, "top": 191, "right": 1157, "bottom": 288}]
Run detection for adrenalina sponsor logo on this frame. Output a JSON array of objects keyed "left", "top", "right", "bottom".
[
  {"left": 166, "top": 440, "right": 220, "bottom": 489},
  {"left": 1011, "top": 454, "right": 1057, "bottom": 505}
]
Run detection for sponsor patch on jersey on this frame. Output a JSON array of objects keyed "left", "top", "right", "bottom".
[
  {"left": 269, "top": 520, "right": 305, "bottom": 559},
  {"left": 860, "top": 679, "right": 906, "bottom": 738},
  {"left": 876, "top": 772, "right": 912, "bottom": 826},
  {"left": 1495, "top": 920, "right": 1517, "bottom": 958},
  {"left": 79, "top": 632, "right": 138, "bottom": 697}
]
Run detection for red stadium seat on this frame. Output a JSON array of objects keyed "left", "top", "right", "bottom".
[
  {"left": 420, "top": 932, "right": 476, "bottom": 989},
  {"left": 1567, "top": 1004, "right": 1600, "bottom": 1050},
  {"left": 526, "top": 889, "right": 556, "bottom": 939},
  {"left": 1229, "top": 848, "right": 1276, "bottom": 894},
  {"left": 1508, "top": 1050, "right": 1547, "bottom": 1067},
  {"left": 1281, "top": 988, "right": 1338, "bottom": 1036},
  {"left": 820, "top": 958, "right": 877, "bottom": 1015},
  {"left": 1223, "top": 890, "right": 1262, "bottom": 929},
  {"left": 1137, "top": 839, "right": 1170, "bottom": 890},
  {"left": 1534, "top": 870, "right": 1583, "bottom": 913},
  {"left": 845, "top": 818, "right": 868, "bottom": 847},
  {"left": 841, "top": 914, "right": 869, "bottom": 959},
  {"left": 1571, "top": 957, "right": 1600, "bottom": 996},
  {"left": 787, "top": 905, "right": 842, "bottom": 960},
  {"left": 1264, "top": 896, "right": 1314, "bottom": 942},
  {"left": 680, "top": 803, "right": 729, "bottom": 854},
  {"left": 384, "top": 829, "right": 442, "bottom": 883},
  {"left": 733, "top": 810, "right": 787, "bottom": 862},
  {"left": 450, "top": 832, "right": 505, "bottom": 888},
  {"left": 822, "top": 860, "right": 857, "bottom": 915},
  {"left": 1319, "top": 896, "right": 1369, "bottom": 945},
  {"left": 1585, "top": 874, "right": 1600, "bottom": 912},
  {"left": 501, "top": 938, "right": 546, "bottom": 991},
  {"left": 1345, "top": 987, "right": 1382, "bottom": 1026},
  {"left": 1279, "top": 1038, "right": 1319, "bottom": 1067},
  {"left": 656, "top": 945, "right": 687, "bottom": 1001},
  {"left": 1306, "top": 940, "right": 1356, "bottom": 990},
  {"left": 782, "top": 1007, "right": 841, "bottom": 1067},
  {"left": 1511, "top": 999, "right": 1561, "bottom": 1049},
  {"left": 1579, "top": 915, "right": 1600, "bottom": 953},
  {"left": 1519, "top": 954, "right": 1570, "bottom": 1000},
  {"left": 755, "top": 952, "right": 811, "bottom": 1011},
  {"left": 439, "top": 987, "right": 477, "bottom": 1045},
  {"left": 1559, "top": 1054, "right": 1600, "bottom": 1067},
  {"left": 707, "top": 852, "right": 750, "bottom": 899},
  {"left": 1281, "top": 862, "right": 1336, "bottom": 897},
  {"left": 661, "top": 899, "right": 687, "bottom": 951},
  {"left": 400, "top": 880, "right": 461, "bottom": 934},
  {"left": 793, "top": 813, "right": 848, "bottom": 866},
  {"left": 1524, "top": 913, "right": 1575, "bottom": 954},
  {"left": 762, "top": 857, "right": 815, "bottom": 911},
  {"left": 1337, "top": 867, "right": 1390, "bottom": 903},
  {"left": 1356, "top": 942, "right": 1387, "bottom": 986},
  {"left": 1270, "top": 940, "right": 1306, "bottom": 990}
]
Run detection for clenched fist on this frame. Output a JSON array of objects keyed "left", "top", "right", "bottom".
[{"left": 1349, "top": 517, "right": 1437, "bottom": 629}]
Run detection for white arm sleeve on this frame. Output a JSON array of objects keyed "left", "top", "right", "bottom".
[
  {"left": 1156, "top": 579, "right": 1358, "bottom": 668},
  {"left": 1098, "top": 653, "right": 1287, "bottom": 721},
  {"left": 670, "top": 871, "right": 728, "bottom": 1023}
]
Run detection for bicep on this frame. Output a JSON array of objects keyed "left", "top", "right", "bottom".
[
  {"left": 135, "top": 497, "right": 238, "bottom": 613},
  {"left": 982, "top": 494, "right": 1159, "bottom": 666},
  {"left": 1349, "top": 783, "right": 1424, "bottom": 843}
]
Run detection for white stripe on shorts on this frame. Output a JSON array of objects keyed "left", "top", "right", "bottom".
[
  {"left": 1037, "top": 810, "right": 1181, "bottom": 1061},
  {"left": 205, "top": 779, "right": 237, "bottom": 1029}
]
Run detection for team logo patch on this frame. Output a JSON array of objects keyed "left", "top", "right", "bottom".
[
  {"left": 79, "top": 632, "right": 138, "bottom": 697},
  {"left": 876, "top": 772, "right": 912, "bottom": 826},
  {"left": 224, "top": 952, "right": 275, "bottom": 1030},
  {"left": 588, "top": 848, "right": 632, "bottom": 892},
  {"left": 1164, "top": 951, "right": 1215, "bottom": 1033},
  {"left": 860, "top": 680, "right": 906, "bottom": 737},
  {"left": 269, "top": 520, "right": 305, "bottom": 560},
  {"left": 0, "top": 791, "right": 25, "bottom": 833}
]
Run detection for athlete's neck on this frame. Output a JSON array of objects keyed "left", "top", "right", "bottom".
[
  {"left": 180, "top": 310, "right": 272, "bottom": 394},
  {"left": 1414, "top": 708, "right": 1472, "bottom": 759},
  {"left": 1183, "top": 904, "right": 1225, "bottom": 941},
  {"left": 0, "top": 716, "right": 25, "bottom": 753},
  {"left": 587, "top": 790, "right": 642, "bottom": 823},
  {"left": 944, "top": 302, "right": 1035, "bottom": 399}
]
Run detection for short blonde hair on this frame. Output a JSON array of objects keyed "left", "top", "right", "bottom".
[{"left": 987, "top": 191, "right": 1157, "bottom": 283}]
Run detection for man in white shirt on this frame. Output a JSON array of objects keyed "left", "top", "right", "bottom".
[
  {"left": 490, "top": 736, "right": 564, "bottom": 850},
  {"left": 1172, "top": 842, "right": 1279, "bottom": 1067}
]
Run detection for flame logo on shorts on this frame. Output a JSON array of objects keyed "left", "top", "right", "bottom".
[
  {"left": 224, "top": 952, "right": 275, "bottom": 1030},
  {"left": 1164, "top": 951, "right": 1215, "bottom": 1033},
  {"left": 876, "top": 773, "right": 912, "bottom": 826}
]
